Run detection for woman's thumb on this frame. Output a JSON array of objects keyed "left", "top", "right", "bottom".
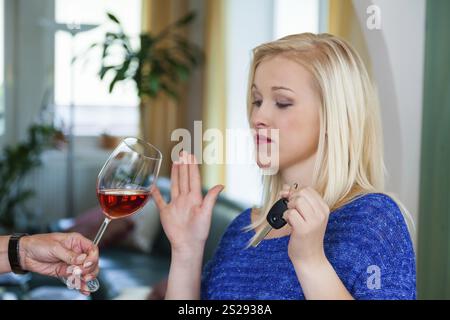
[
  {"left": 202, "top": 185, "right": 225, "bottom": 213},
  {"left": 151, "top": 185, "right": 167, "bottom": 210}
]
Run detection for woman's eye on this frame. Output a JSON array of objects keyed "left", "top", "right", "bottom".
[
  {"left": 276, "top": 102, "right": 293, "bottom": 108},
  {"left": 252, "top": 100, "right": 262, "bottom": 107}
]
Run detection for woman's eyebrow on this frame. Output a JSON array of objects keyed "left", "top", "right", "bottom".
[
  {"left": 272, "top": 86, "right": 295, "bottom": 93},
  {"left": 252, "top": 84, "right": 294, "bottom": 93}
]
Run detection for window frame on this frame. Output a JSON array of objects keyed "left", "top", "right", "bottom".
[{"left": 53, "top": 0, "right": 142, "bottom": 138}]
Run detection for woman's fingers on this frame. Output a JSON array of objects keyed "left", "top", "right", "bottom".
[
  {"left": 152, "top": 185, "right": 167, "bottom": 210},
  {"left": 283, "top": 208, "right": 305, "bottom": 228},
  {"left": 282, "top": 184, "right": 290, "bottom": 191},
  {"left": 188, "top": 153, "right": 202, "bottom": 199},
  {"left": 179, "top": 151, "right": 189, "bottom": 194},
  {"left": 304, "top": 187, "right": 330, "bottom": 216},
  {"left": 201, "top": 185, "right": 225, "bottom": 213},
  {"left": 170, "top": 162, "right": 180, "bottom": 199},
  {"left": 279, "top": 184, "right": 291, "bottom": 199},
  {"left": 288, "top": 189, "right": 316, "bottom": 222}
]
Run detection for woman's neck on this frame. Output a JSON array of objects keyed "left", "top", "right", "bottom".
[{"left": 281, "top": 151, "right": 317, "bottom": 188}]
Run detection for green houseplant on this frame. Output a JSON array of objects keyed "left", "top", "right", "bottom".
[
  {"left": 0, "top": 124, "right": 62, "bottom": 232},
  {"left": 89, "top": 11, "right": 203, "bottom": 102}
]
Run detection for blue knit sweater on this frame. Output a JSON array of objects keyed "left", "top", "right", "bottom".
[{"left": 201, "top": 193, "right": 416, "bottom": 300}]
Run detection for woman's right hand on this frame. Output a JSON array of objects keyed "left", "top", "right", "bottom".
[{"left": 152, "top": 151, "right": 224, "bottom": 254}]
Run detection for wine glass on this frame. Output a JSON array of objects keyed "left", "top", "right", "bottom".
[{"left": 61, "top": 137, "right": 162, "bottom": 292}]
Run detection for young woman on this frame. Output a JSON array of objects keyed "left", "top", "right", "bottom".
[{"left": 152, "top": 33, "right": 416, "bottom": 300}]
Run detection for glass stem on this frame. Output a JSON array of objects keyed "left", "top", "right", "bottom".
[{"left": 93, "top": 217, "right": 111, "bottom": 246}]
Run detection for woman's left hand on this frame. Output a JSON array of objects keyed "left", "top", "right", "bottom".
[{"left": 282, "top": 185, "right": 330, "bottom": 267}]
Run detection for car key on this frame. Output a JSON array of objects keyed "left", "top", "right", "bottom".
[{"left": 251, "top": 183, "right": 298, "bottom": 247}]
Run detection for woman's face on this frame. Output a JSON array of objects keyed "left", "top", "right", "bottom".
[{"left": 250, "top": 55, "right": 321, "bottom": 172}]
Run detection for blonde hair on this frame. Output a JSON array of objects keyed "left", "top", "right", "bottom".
[{"left": 244, "top": 33, "right": 415, "bottom": 247}]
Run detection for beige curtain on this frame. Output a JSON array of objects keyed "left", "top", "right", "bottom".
[
  {"left": 201, "top": 0, "right": 227, "bottom": 188},
  {"left": 328, "top": 0, "right": 372, "bottom": 75},
  {"left": 140, "top": 0, "right": 189, "bottom": 177}
]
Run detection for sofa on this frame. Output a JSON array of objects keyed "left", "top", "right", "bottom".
[{"left": 27, "top": 176, "right": 249, "bottom": 300}]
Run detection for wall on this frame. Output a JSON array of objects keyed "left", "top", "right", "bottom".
[
  {"left": 24, "top": 144, "right": 110, "bottom": 229},
  {"left": 353, "top": 0, "right": 426, "bottom": 234}
]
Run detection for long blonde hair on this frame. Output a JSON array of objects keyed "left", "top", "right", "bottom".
[{"left": 244, "top": 33, "right": 415, "bottom": 247}]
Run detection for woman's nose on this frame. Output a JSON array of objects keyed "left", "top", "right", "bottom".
[{"left": 250, "top": 104, "right": 272, "bottom": 129}]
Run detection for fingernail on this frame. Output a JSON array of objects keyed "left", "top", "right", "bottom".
[
  {"left": 67, "top": 265, "right": 75, "bottom": 275},
  {"left": 83, "top": 261, "right": 93, "bottom": 268},
  {"left": 73, "top": 266, "right": 82, "bottom": 276},
  {"left": 76, "top": 254, "right": 87, "bottom": 264},
  {"left": 83, "top": 274, "right": 95, "bottom": 282}
]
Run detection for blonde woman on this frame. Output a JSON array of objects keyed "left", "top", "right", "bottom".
[{"left": 152, "top": 33, "right": 416, "bottom": 300}]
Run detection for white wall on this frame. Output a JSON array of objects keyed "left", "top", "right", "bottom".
[
  {"left": 353, "top": 0, "right": 426, "bottom": 229},
  {"left": 25, "top": 146, "right": 110, "bottom": 229},
  {"left": 274, "top": 0, "right": 320, "bottom": 38}
]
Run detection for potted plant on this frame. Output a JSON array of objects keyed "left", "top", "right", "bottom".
[
  {"left": 0, "top": 124, "right": 62, "bottom": 233},
  {"left": 85, "top": 11, "right": 203, "bottom": 138}
]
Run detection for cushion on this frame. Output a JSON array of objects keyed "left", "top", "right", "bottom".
[{"left": 118, "top": 200, "right": 161, "bottom": 253}]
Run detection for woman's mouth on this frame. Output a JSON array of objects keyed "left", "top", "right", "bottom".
[{"left": 256, "top": 134, "right": 273, "bottom": 145}]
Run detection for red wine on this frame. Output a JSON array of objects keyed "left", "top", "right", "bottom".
[{"left": 97, "top": 189, "right": 151, "bottom": 219}]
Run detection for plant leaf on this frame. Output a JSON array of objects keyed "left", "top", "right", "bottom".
[
  {"left": 99, "top": 65, "right": 116, "bottom": 79},
  {"left": 160, "top": 82, "right": 179, "bottom": 100},
  {"left": 107, "top": 12, "right": 121, "bottom": 25},
  {"left": 148, "top": 75, "right": 160, "bottom": 97},
  {"left": 174, "top": 12, "right": 196, "bottom": 28}
]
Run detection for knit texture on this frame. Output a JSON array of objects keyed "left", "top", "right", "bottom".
[{"left": 201, "top": 193, "right": 416, "bottom": 300}]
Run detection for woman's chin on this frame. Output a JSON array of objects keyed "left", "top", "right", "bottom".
[
  {"left": 255, "top": 157, "right": 281, "bottom": 174},
  {"left": 256, "top": 161, "right": 271, "bottom": 169}
]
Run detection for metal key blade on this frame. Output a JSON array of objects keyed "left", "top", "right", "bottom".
[{"left": 251, "top": 224, "right": 273, "bottom": 247}]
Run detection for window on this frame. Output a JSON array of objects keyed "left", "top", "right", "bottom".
[
  {"left": 0, "top": 0, "right": 4, "bottom": 135},
  {"left": 54, "top": 0, "right": 142, "bottom": 136}
]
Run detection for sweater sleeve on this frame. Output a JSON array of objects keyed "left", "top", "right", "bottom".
[
  {"left": 200, "top": 259, "right": 213, "bottom": 300},
  {"left": 348, "top": 194, "right": 416, "bottom": 300}
]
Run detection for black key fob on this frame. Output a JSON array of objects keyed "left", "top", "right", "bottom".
[{"left": 266, "top": 198, "right": 289, "bottom": 229}]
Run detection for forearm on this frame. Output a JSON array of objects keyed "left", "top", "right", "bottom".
[
  {"left": 165, "top": 245, "right": 205, "bottom": 300},
  {"left": 0, "top": 236, "right": 12, "bottom": 274},
  {"left": 293, "top": 256, "right": 354, "bottom": 300}
]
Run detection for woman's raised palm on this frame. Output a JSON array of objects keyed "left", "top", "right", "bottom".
[{"left": 152, "top": 151, "right": 224, "bottom": 252}]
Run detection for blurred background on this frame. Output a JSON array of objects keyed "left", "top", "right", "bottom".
[{"left": 0, "top": 0, "right": 448, "bottom": 300}]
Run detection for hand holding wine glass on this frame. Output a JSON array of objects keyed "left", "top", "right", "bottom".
[{"left": 61, "top": 137, "right": 162, "bottom": 293}]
